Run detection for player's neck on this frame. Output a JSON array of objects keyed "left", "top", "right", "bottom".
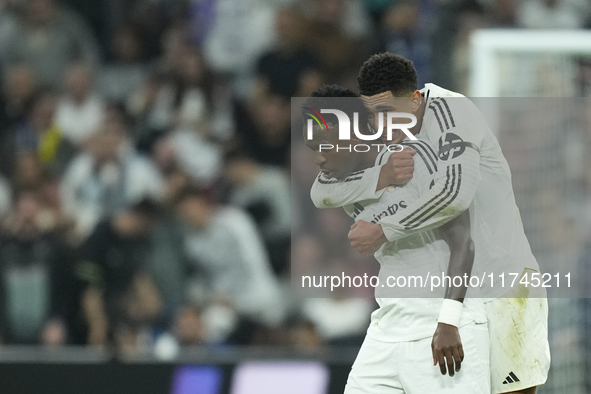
[{"left": 410, "top": 100, "right": 427, "bottom": 136}]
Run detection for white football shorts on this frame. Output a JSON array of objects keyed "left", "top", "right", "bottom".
[
  {"left": 344, "top": 322, "right": 490, "bottom": 394},
  {"left": 487, "top": 270, "right": 551, "bottom": 393}
]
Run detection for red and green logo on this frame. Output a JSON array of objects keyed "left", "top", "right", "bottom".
[{"left": 303, "top": 107, "right": 328, "bottom": 132}]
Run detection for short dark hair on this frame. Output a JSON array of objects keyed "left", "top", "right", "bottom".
[
  {"left": 357, "top": 53, "right": 418, "bottom": 96},
  {"left": 303, "top": 84, "right": 369, "bottom": 130}
]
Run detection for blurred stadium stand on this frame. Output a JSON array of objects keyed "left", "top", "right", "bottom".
[{"left": 0, "top": 0, "right": 589, "bottom": 392}]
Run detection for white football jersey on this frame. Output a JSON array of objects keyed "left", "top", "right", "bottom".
[
  {"left": 310, "top": 83, "right": 540, "bottom": 298},
  {"left": 344, "top": 144, "right": 486, "bottom": 343}
]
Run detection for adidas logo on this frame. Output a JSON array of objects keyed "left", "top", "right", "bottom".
[{"left": 502, "top": 372, "right": 520, "bottom": 384}]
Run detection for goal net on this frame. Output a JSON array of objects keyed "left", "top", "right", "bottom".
[{"left": 470, "top": 30, "right": 591, "bottom": 394}]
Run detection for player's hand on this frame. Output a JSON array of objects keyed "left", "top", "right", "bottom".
[
  {"left": 376, "top": 148, "right": 416, "bottom": 190},
  {"left": 348, "top": 220, "right": 388, "bottom": 255},
  {"left": 431, "top": 323, "right": 464, "bottom": 377}
]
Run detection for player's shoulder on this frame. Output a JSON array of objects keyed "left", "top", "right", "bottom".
[
  {"left": 421, "top": 83, "right": 465, "bottom": 98},
  {"left": 422, "top": 83, "right": 480, "bottom": 132}
]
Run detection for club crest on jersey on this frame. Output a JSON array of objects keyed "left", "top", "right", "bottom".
[{"left": 438, "top": 132, "right": 479, "bottom": 160}]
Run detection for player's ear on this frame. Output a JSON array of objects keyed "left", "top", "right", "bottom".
[{"left": 410, "top": 90, "right": 422, "bottom": 111}]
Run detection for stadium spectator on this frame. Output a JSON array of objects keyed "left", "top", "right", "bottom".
[
  {"left": 10, "top": 152, "right": 72, "bottom": 237},
  {"left": 300, "top": 296, "right": 373, "bottom": 346},
  {"left": 303, "top": 0, "right": 372, "bottom": 84},
  {"left": 478, "top": 0, "right": 519, "bottom": 26},
  {"left": 225, "top": 155, "right": 291, "bottom": 274},
  {"left": 128, "top": 71, "right": 174, "bottom": 151},
  {"left": 173, "top": 187, "right": 285, "bottom": 344},
  {"left": 145, "top": 208, "right": 187, "bottom": 319},
  {"left": 0, "top": 65, "right": 38, "bottom": 133},
  {"left": 0, "top": 190, "right": 75, "bottom": 345},
  {"left": 170, "top": 49, "right": 212, "bottom": 131},
  {"left": 171, "top": 304, "right": 205, "bottom": 346},
  {"left": 55, "top": 62, "right": 104, "bottom": 145},
  {"left": 152, "top": 129, "right": 221, "bottom": 187},
  {"left": 289, "top": 319, "right": 323, "bottom": 349},
  {"left": 235, "top": 93, "right": 291, "bottom": 167},
  {"left": 157, "top": 26, "right": 190, "bottom": 77},
  {"left": 4, "top": 0, "right": 100, "bottom": 90},
  {"left": 60, "top": 105, "right": 163, "bottom": 240},
  {"left": 98, "top": 26, "right": 148, "bottom": 103},
  {"left": 202, "top": 0, "right": 279, "bottom": 97},
  {"left": 252, "top": 7, "right": 322, "bottom": 100},
  {"left": 75, "top": 199, "right": 162, "bottom": 347},
  {"left": 303, "top": 0, "right": 372, "bottom": 40},
  {"left": 378, "top": 0, "right": 434, "bottom": 87},
  {"left": 130, "top": 48, "right": 213, "bottom": 152},
  {"left": 0, "top": 90, "right": 76, "bottom": 180},
  {"left": 0, "top": 0, "right": 18, "bottom": 63}
]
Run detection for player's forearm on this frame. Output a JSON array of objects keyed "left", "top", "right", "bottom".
[
  {"left": 376, "top": 164, "right": 394, "bottom": 191},
  {"left": 443, "top": 238, "right": 474, "bottom": 301},
  {"left": 440, "top": 211, "right": 474, "bottom": 302},
  {"left": 310, "top": 166, "right": 383, "bottom": 208},
  {"left": 379, "top": 152, "right": 481, "bottom": 241}
]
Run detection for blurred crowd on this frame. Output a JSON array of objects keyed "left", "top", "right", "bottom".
[{"left": 0, "top": 0, "right": 590, "bottom": 356}]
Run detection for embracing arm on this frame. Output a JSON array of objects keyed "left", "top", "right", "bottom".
[
  {"left": 348, "top": 146, "right": 481, "bottom": 255},
  {"left": 310, "top": 148, "right": 416, "bottom": 208},
  {"left": 379, "top": 98, "right": 486, "bottom": 241},
  {"left": 380, "top": 146, "right": 480, "bottom": 241}
]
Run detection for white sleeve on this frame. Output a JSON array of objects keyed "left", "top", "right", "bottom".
[
  {"left": 310, "top": 166, "right": 384, "bottom": 208},
  {"left": 379, "top": 97, "right": 485, "bottom": 241}
]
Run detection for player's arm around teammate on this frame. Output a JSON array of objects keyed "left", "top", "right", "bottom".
[{"left": 310, "top": 146, "right": 417, "bottom": 209}]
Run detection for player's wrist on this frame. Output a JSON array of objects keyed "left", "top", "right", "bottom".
[
  {"left": 437, "top": 299, "right": 463, "bottom": 327},
  {"left": 376, "top": 165, "right": 391, "bottom": 191}
]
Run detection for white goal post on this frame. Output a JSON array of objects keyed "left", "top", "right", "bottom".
[{"left": 469, "top": 29, "right": 591, "bottom": 97}]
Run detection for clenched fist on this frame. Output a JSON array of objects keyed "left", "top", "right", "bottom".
[
  {"left": 376, "top": 147, "right": 416, "bottom": 190},
  {"left": 348, "top": 220, "right": 388, "bottom": 255}
]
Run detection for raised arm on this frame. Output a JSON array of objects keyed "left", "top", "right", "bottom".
[{"left": 310, "top": 148, "right": 416, "bottom": 208}]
